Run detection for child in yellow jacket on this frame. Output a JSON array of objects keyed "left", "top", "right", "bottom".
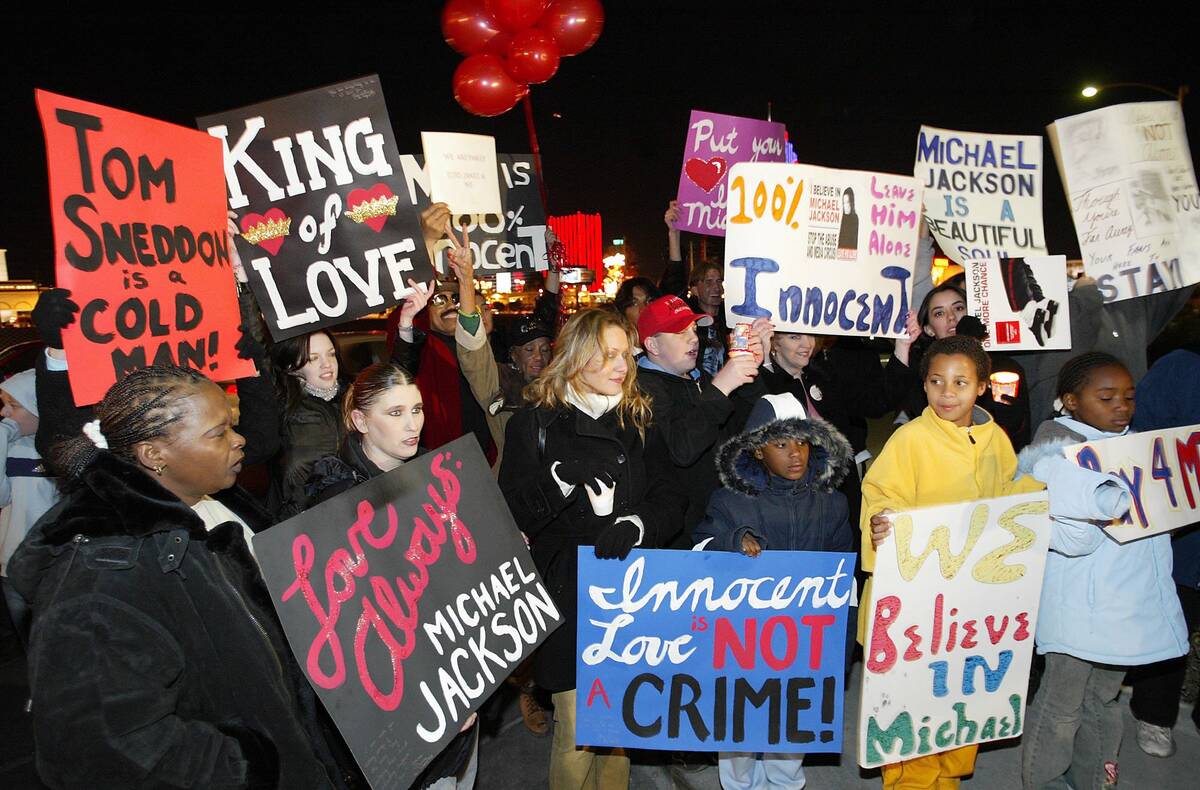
[{"left": 861, "top": 335, "right": 1044, "bottom": 789}]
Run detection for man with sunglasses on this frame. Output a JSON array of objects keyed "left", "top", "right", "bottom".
[{"left": 390, "top": 207, "right": 498, "bottom": 461}]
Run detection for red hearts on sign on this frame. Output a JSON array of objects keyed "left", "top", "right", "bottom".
[
  {"left": 347, "top": 183, "right": 399, "bottom": 232},
  {"left": 684, "top": 156, "right": 728, "bottom": 193},
  {"left": 239, "top": 207, "right": 289, "bottom": 256}
]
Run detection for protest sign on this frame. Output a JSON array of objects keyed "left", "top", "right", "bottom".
[
  {"left": 397, "top": 154, "right": 548, "bottom": 274},
  {"left": 914, "top": 126, "right": 1047, "bottom": 266},
  {"left": 859, "top": 491, "right": 1051, "bottom": 768},
  {"left": 36, "top": 90, "right": 254, "bottom": 406},
  {"left": 1048, "top": 101, "right": 1200, "bottom": 303},
  {"left": 674, "top": 110, "right": 787, "bottom": 236},
  {"left": 576, "top": 548, "right": 854, "bottom": 753},
  {"left": 421, "top": 132, "right": 503, "bottom": 216},
  {"left": 198, "top": 75, "right": 431, "bottom": 341},
  {"left": 1063, "top": 425, "right": 1200, "bottom": 543},
  {"left": 252, "top": 437, "right": 561, "bottom": 789},
  {"left": 723, "top": 162, "right": 922, "bottom": 339},
  {"left": 964, "top": 256, "right": 1070, "bottom": 350}
]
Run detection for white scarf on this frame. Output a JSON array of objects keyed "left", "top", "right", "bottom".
[{"left": 565, "top": 385, "right": 622, "bottom": 420}]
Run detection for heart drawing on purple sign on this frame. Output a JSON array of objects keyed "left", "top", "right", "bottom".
[{"left": 684, "top": 156, "right": 728, "bottom": 193}]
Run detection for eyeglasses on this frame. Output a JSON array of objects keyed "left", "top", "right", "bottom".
[{"left": 430, "top": 292, "right": 460, "bottom": 309}]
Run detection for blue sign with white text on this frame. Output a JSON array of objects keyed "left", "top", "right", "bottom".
[{"left": 575, "top": 548, "right": 854, "bottom": 753}]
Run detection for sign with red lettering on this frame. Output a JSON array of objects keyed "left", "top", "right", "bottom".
[
  {"left": 252, "top": 437, "right": 561, "bottom": 790},
  {"left": 198, "top": 75, "right": 433, "bottom": 340},
  {"left": 859, "top": 491, "right": 1050, "bottom": 768},
  {"left": 1064, "top": 424, "right": 1200, "bottom": 542},
  {"left": 723, "top": 162, "right": 921, "bottom": 339},
  {"left": 575, "top": 548, "right": 853, "bottom": 752},
  {"left": 965, "top": 256, "right": 1071, "bottom": 351},
  {"left": 36, "top": 89, "right": 254, "bottom": 405}
]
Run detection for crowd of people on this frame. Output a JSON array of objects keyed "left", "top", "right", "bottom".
[{"left": 0, "top": 194, "right": 1196, "bottom": 790}]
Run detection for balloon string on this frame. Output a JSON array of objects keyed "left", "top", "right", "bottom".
[{"left": 522, "top": 94, "right": 549, "bottom": 212}]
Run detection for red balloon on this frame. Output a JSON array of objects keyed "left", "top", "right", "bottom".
[
  {"left": 505, "top": 28, "right": 560, "bottom": 84},
  {"left": 442, "top": 0, "right": 502, "bottom": 55},
  {"left": 453, "top": 54, "right": 527, "bottom": 116},
  {"left": 539, "top": 0, "right": 604, "bottom": 56},
  {"left": 485, "top": 0, "right": 549, "bottom": 33},
  {"left": 484, "top": 31, "right": 514, "bottom": 57}
]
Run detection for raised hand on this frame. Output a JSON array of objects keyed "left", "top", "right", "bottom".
[{"left": 397, "top": 280, "right": 434, "bottom": 329}]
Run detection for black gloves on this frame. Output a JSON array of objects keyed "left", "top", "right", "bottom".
[
  {"left": 593, "top": 519, "right": 640, "bottom": 560},
  {"left": 555, "top": 460, "right": 616, "bottom": 496},
  {"left": 31, "top": 288, "right": 79, "bottom": 348},
  {"left": 235, "top": 324, "right": 268, "bottom": 367}
]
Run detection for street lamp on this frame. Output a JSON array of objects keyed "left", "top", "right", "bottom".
[{"left": 1081, "top": 82, "right": 1189, "bottom": 104}]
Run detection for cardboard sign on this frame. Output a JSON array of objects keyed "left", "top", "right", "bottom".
[
  {"left": 1048, "top": 101, "right": 1200, "bottom": 303},
  {"left": 252, "top": 437, "right": 561, "bottom": 790},
  {"left": 674, "top": 110, "right": 787, "bottom": 236},
  {"left": 198, "top": 75, "right": 431, "bottom": 340},
  {"left": 859, "top": 491, "right": 1051, "bottom": 768},
  {"left": 397, "top": 154, "right": 548, "bottom": 274},
  {"left": 35, "top": 90, "right": 254, "bottom": 406},
  {"left": 723, "top": 162, "right": 922, "bottom": 339},
  {"left": 421, "top": 132, "right": 503, "bottom": 216},
  {"left": 914, "top": 126, "right": 1047, "bottom": 266},
  {"left": 576, "top": 548, "right": 854, "bottom": 753},
  {"left": 1063, "top": 425, "right": 1200, "bottom": 542},
  {"left": 965, "top": 256, "right": 1071, "bottom": 350}
]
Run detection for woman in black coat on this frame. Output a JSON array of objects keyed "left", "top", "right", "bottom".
[
  {"left": 499, "top": 308, "right": 683, "bottom": 789},
  {"left": 9, "top": 365, "right": 344, "bottom": 789},
  {"left": 304, "top": 361, "right": 479, "bottom": 790}
]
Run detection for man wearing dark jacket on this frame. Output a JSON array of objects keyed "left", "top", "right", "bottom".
[{"left": 635, "top": 296, "right": 766, "bottom": 545}]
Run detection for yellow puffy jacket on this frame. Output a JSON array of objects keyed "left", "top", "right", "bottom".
[{"left": 857, "top": 405, "right": 1044, "bottom": 641}]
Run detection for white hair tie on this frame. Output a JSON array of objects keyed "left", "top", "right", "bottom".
[{"left": 82, "top": 420, "right": 109, "bottom": 450}]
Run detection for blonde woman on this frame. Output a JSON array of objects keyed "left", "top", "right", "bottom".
[{"left": 499, "top": 308, "right": 683, "bottom": 790}]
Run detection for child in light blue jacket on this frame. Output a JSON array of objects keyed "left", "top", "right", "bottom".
[{"left": 1019, "top": 353, "right": 1188, "bottom": 790}]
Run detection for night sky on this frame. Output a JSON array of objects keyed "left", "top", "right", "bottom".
[{"left": 4, "top": 5, "right": 1196, "bottom": 284}]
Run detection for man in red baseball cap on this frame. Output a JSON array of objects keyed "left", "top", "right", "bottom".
[{"left": 635, "top": 295, "right": 769, "bottom": 545}]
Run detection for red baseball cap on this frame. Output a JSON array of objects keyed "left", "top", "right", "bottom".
[{"left": 637, "top": 295, "right": 714, "bottom": 339}]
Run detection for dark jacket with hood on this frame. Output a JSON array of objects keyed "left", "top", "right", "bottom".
[
  {"left": 7, "top": 453, "right": 339, "bottom": 790},
  {"left": 693, "top": 408, "right": 855, "bottom": 554}
]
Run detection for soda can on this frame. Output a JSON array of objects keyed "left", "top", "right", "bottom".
[{"left": 729, "top": 322, "right": 753, "bottom": 355}]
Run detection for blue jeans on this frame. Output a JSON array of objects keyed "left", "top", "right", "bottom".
[
  {"left": 718, "top": 752, "right": 805, "bottom": 790},
  {"left": 1021, "top": 652, "right": 1124, "bottom": 789}
]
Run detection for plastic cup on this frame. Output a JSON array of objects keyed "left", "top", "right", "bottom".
[{"left": 990, "top": 371, "right": 1020, "bottom": 401}]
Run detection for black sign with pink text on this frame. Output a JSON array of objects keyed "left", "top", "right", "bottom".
[{"left": 252, "top": 436, "right": 561, "bottom": 790}]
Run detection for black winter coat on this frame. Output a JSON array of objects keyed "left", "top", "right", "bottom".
[
  {"left": 636, "top": 366, "right": 762, "bottom": 543},
  {"left": 7, "top": 454, "right": 339, "bottom": 790},
  {"left": 498, "top": 405, "right": 684, "bottom": 691}
]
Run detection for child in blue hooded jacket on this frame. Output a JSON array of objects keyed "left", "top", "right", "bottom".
[
  {"left": 1019, "top": 352, "right": 1188, "bottom": 790},
  {"left": 693, "top": 392, "right": 854, "bottom": 790}
]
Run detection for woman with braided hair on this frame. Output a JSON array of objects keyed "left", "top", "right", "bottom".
[{"left": 7, "top": 366, "right": 346, "bottom": 789}]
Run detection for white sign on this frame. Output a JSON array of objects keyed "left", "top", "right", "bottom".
[
  {"left": 723, "top": 162, "right": 922, "bottom": 339},
  {"left": 1048, "top": 101, "right": 1200, "bottom": 303},
  {"left": 1064, "top": 424, "right": 1200, "bottom": 542},
  {"left": 859, "top": 491, "right": 1051, "bottom": 768},
  {"left": 421, "top": 132, "right": 503, "bottom": 215},
  {"left": 915, "top": 126, "right": 1047, "bottom": 266},
  {"left": 965, "top": 256, "right": 1071, "bottom": 351}
]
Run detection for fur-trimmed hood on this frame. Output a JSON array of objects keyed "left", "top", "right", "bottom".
[{"left": 717, "top": 415, "right": 854, "bottom": 496}]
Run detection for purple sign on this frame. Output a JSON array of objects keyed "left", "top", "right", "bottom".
[{"left": 674, "top": 109, "right": 788, "bottom": 237}]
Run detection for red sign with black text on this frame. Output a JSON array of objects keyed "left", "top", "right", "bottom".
[{"left": 36, "top": 89, "right": 253, "bottom": 405}]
